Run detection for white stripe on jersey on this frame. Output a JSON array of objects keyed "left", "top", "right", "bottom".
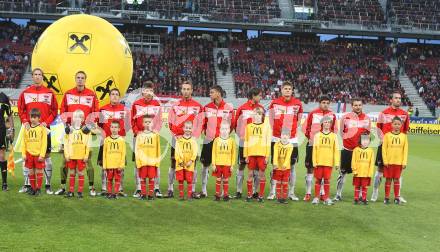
[
  {"left": 101, "top": 110, "right": 126, "bottom": 120},
  {"left": 134, "top": 105, "right": 161, "bottom": 117},
  {"left": 173, "top": 106, "right": 201, "bottom": 116},
  {"left": 24, "top": 93, "right": 53, "bottom": 105},
  {"left": 66, "top": 94, "right": 94, "bottom": 107},
  {"left": 345, "top": 119, "right": 370, "bottom": 129},
  {"left": 272, "top": 104, "right": 301, "bottom": 116}
]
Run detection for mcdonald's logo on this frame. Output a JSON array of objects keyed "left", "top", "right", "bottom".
[
  {"left": 110, "top": 142, "right": 119, "bottom": 150},
  {"left": 73, "top": 133, "right": 83, "bottom": 142},
  {"left": 28, "top": 129, "right": 37, "bottom": 139},
  {"left": 279, "top": 147, "right": 287, "bottom": 157},
  {"left": 321, "top": 137, "right": 330, "bottom": 145},
  {"left": 252, "top": 127, "right": 262, "bottom": 135},
  {"left": 144, "top": 136, "right": 153, "bottom": 145},
  {"left": 220, "top": 142, "right": 229, "bottom": 151},
  {"left": 183, "top": 142, "right": 192, "bottom": 151},
  {"left": 392, "top": 137, "right": 401, "bottom": 145},
  {"left": 360, "top": 151, "right": 368, "bottom": 160}
]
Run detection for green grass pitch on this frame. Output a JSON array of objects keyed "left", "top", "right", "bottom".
[{"left": 1, "top": 128, "right": 439, "bottom": 251}]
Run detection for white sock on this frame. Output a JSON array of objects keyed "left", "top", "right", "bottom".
[
  {"left": 289, "top": 165, "right": 297, "bottom": 196},
  {"left": 252, "top": 170, "right": 259, "bottom": 194},
  {"left": 399, "top": 176, "right": 403, "bottom": 197},
  {"left": 154, "top": 168, "right": 160, "bottom": 190},
  {"left": 44, "top": 157, "right": 52, "bottom": 187},
  {"left": 269, "top": 170, "right": 276, "bottom": 196},
  {"left": 335, "top": 172, "right": 346, "bottom": 197},
  {"left": 119, "top": 169, "right": 124, "bottom": 191},
  {"left": 373, "top": 171, "right": 383, "bottom": 191},
  {"left": 192, "top": 168, "right": 198, "bottom": 193},
  {"left": 101, "top": 168, "right": 106, "bottom": 191},
  {"left": 23, "top": 164, "right": 29, "bottom": 186},
  {"left": 168, "top": 167, "right": 175, "bottom": 191},
  {"left": 201, "top": 166, "right": 209, "bottom": 194},
  {"left": 320, "top": 180, "right": 325, "bottom": 196},
  {"left": 236, "top": 169, "right": 244, "bottom": 193},
  {"left": 306, "top": 174, "right": 313, "bottom": 194},
  {"left": 134, "top": 167, "right": 141, "bottom": 191}
]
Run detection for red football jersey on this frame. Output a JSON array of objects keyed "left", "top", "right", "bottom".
[
  {"left": 234, "top": 100, "right": 265, "bottom": 140},
  {"left": 303, "top": 108, "right": 337, "bottom": 145},
  {"left": 202, "top": 100, "right": 235, "bottom": 140},
  {"left": 60, "top": 87, "right": 99, "bottom": 124},
  {"left": 17, "top": 84, "right": 58, "bottom": 126},
  {"left": 99, "top": 103, "right": 129, "bottom": 137},
  {"left": 377, "top": 106, "right": 410, "bottom": 138},
  {"left": 168, "top": 98, "right": 203, "bottom": 138},
  {"left": 131, "top": 98, "right": 162, "bottom": 135},
  {"left": 269, "top": 96, "right": 303, "bottom": 139},
  {"left": 340, "top": 112, "right": 371, "bottom": 150}
]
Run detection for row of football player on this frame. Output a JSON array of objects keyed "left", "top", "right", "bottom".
[
  {"left": 11, "top": 69, "right": 410, "bottom": 205},
  {"left": 19, "top": 105, "right": 408, "bottom": 205}
]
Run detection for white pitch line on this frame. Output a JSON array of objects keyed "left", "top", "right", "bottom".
[{"left": 15, "top": 158, "right": 23, "bottom": 164}]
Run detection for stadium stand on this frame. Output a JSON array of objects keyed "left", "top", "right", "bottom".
[
  {"left": 130, "top": 33, "right": 216, "bottom": 96},
  {"left": 230, "top": 36, "right": 410, "bottom": 105},
  {"left": 317, "top": 0, "right": 385, "bottom": 26},
  {"left": 398, "top": 44, "right": 440, "bottom": 112},
  {"left": 389, "top": 0, "right": 440, "bottom": 31},
  {"left": 125, "top": 0, "right": 281, "bottom": 23},
  {"left": 0, "top": 22, "right": 42, "bottom": 88}
]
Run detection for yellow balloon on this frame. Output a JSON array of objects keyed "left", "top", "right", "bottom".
[{"left": 31, "top": 14, "right": 133, "bottom": 107}]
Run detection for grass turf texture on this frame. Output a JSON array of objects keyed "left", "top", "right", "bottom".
[{"left": 1, "top": 129, "right": 439, "bottom": 251}]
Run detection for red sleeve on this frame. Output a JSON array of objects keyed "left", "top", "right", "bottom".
[
  {"left": 60, "top": 93, "right": 69, "bottom": 124},
  {"left": 331, "top": 113, "right": 338, "bottom": 133},
  {"left": 153, "top": 103, "right": 163, "bottom": 133},
  {"left": 340, "top": 114, "right": 347, "bottom": 136},
  {"left": 234, "top": 106, "right": 243, "bottom": 131},
  {"left": 131, "top": 103, "right": 139, "bottom": 135},
  {"left": 45, "top": 91, "right": 58, "bottom": 125},
  {"left": 17, "top": 91, "right": 29, "bottom": 123},
  {"left": 376, "top": 112, "right": 384, "bottom": 138},
  {"left": 168, "top": 104, "right": 177, "bottom": 136},
  {"left": 268, "top": 101, "right": 275, "bottom": 129},
  {"left": 304, "top": 112, "right": 313, "bottom": 139},
  {"left": 92, "top": 94, "right": 100, "bottom": 123},
  {"left": 230, "top": 106, "right": 236, "bottom": 132},
  {"left": 195, "top": 105, "right": 205, "bottom": 138},
  {"left": 297, "top": 103, "right": 303, "bottom": 128},
  {"left": 403, "top": 112, "right": 410, "bottom": 134}
]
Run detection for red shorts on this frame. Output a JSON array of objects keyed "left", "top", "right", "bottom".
[
  {"left": 384, "top": 165, "right": 403, "bottom": 179},
  {"left": 138, "top": 166, "right": 157, "bottom": 179},
  {"left": 25, "top": 153, "right": 45, "bottom": 169},
  {"left": 273, "top": 169, "right": 290, "bottom": 182},
  {"left": 248, "top": 156, "right": 266, "bottom": 171},
  {"left": 66, "top": 160, "right": 86, "bottom": 171},
  {"left": 314, "top": 166, "right": 332, "bottom": 180},
  {"left": 213, "top": 165, "right": 231, "bottom": 178},
  {"left": 176, "top": 170, "right": 193, "bottom": 183},
  {"left": 352, "top": 177, "right": 371, "bottom": 187}
]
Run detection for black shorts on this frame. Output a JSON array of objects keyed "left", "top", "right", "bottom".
[
  {"left": 200, "top": 140, "right": 213, "bottom": 167},
  {"left": 98, "top": 145, "right": 103, "bottom": 165},
  {"left": 270, "top": 142, "right": 298, "bottom": 166},
  {"left": 0, "top": 127, "right": 6, "bottom": 149},
  {"left": 375, "top": 144, "right": 383, "bottom": 167},
  {"left": 305, "top": 145, "right": 313, "bottom": 169},
  {"left": 238, "top": 146, "right": 246, "bottom": 165},
  {"left": 340, "top": 149, "right": 353, "bottom": 174},
  {"left": 46, "top": 133, "right": 51, "bottom": 154}
]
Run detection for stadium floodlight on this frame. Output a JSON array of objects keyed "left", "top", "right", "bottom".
[{"left": 126, "top": 0, "right": 144, "bottom": 4}]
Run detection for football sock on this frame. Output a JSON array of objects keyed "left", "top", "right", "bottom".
[
  {"left": 168, "top": 167, "right": 175, "bottom": 191},
  {"left": 306, "top": 174, "right": 313, "bottom": 194},
  {"left": 69, "top": 173, "right": 75, "bottom": 192},
  {"left": 258, "top": 179, "right": 266, "bottom": 198},
  {"left": 187, "top": 182, "right": 193, "bottom": 198},
  {"left": 215, "top": 179, "right": 221, "bottom": 196},
  {"left": 385, "top": 178, "right": 392, "bottom": 199},
  {"left": 336, "top": 171, "right": 346, "bottom": 197},
  {"left": 36, "top": 173, "right": 43, "bottom": 190},
  {"left": 276, "top": 180, "right": 281, "bottom": 199},
  {"left": 178, "top": 181, "right": 184, "bottom": 198},
  {"left": 201, "top": 166, "right": 209, "bottom": 194},
  {"left": 236, "top": 169, "right": 244, "bottom": 193},
  {"left": 29, "top": 173, "right": 36, "bottom": 190},
  {"left": 114, "top": 170, "right": 121, "bottom": 193},
  {"left": 282, "top": 182, "right": 288, "bottom": 200},
  {"left": 78, "top": 175, "right": 85, "bottom": 193},
  {"left": 361, "top": 186, "right": 368, "bottom": 201},
  {"left": 247, "top": 180, "right": 253, "bottom": 197},
  {"left": 314, "top": 179, "right": 321, "bottom": 198},
  {"left": 154, "top": 168, "right": 160, "bottom": 190},
  {"left": 191, "top": 168, "right": 197, "bottom": 193},
  {"left": 223, "top": 180, "right": 229, "bottom": 197},
  {"left": 148, "top": 178, "right": 154, "bottom": 197},
  {"left": 323, "top": 179, "right": 330, "bottom": 200},
  {"left": 0, "top": 160, "right": 7, "bottom": 184},
  {"left": 354, "top": 186, "right": 360, "bottom": 200},
  {"left": 394, "top": 180, "right": 400, "bottom": 199},
  {"left": 44, "top": 157, "right": 52, "bottom": 186},
  {"left": 289, "top": 166, "right": 297, "bottom": 196},
  {"left": 140, "top": 179, "right": 147, "bottom": 196}
]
